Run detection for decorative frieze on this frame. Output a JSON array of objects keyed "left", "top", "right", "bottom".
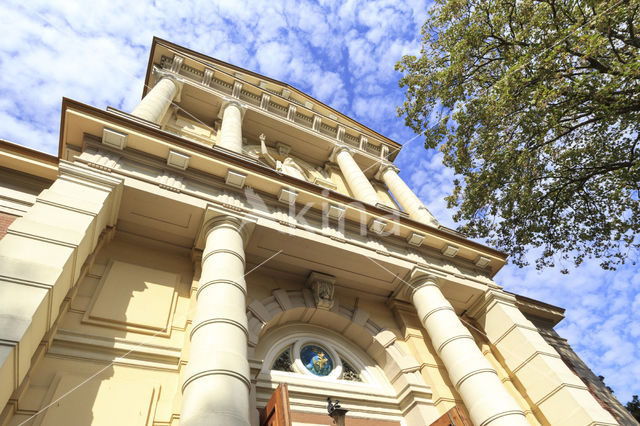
[
  {"left": 159, "top": 55, "right": 395, "bottom": 160},
  {"left": 232, "top": 81, "right": 243, "bottom": 98},
  {"left": 260, "top": 93, "right": 271, "bottom": 110},
  {"left": 170, "top": 54, "right": 184, "bottom": 73},
  {"left": 85, "top": 147, "right": 122, "bottom": 172},
  {"left": 273, "top": 208, "right": 296, "bottom": 228},
  {"left": 202, "top": 68, "right": 214, "bottom": 86},
  {"left": 158, "top": 171, "right": 184, "bottom": 193},
  {"left": 359, "top": 135, "right": 368, "bottom": 150},
  {"left": 286, "top": 104, "right": 297, "bottom": 121}
]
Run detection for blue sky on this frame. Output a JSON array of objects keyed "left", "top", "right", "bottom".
[{"left": 1, "top": 0, "right": 638, "bottom": 405}]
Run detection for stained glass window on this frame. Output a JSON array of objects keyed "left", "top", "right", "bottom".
[
  {"left": 272, "top": 348, "right": 293, "bottom": 372},
  {"left": 340, "top": 358, "right": 361, "bottom": 382},
  {"left": 300, "top": 344, "right": 333, "bottom": 376}
]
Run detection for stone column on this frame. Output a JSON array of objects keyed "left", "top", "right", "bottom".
[
  {"left": 181, "top": 215, "right": 251, "bottom": 426},
  {"left": 131, "top": 75, "right": 181, "bottom": 124},
  {"left": 0, "top": 161, "right": 123, "bottom": 409},
  {"left": 330, "top": 146, "right": 381, "bottom": 205},
  {"left": 409, "top": 271, "right": 528, "bottom": 426},
  {"left": 469, "top": 290, "right": 618, "bottom": 425},
  {"left": 376, "top": 164, "right": 438, "bottom": 227},
  {"left": 217, "top": 101, "right": 245, "bottom": 154}
]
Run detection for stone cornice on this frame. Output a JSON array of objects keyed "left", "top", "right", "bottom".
[
  {"left": 512, "top": 293, "right": 565, "bottom": 325},
  {"left": 466, "top": 288, "right": 518, "bottom": 320},
  {"left": 75, "top": 140, "right": 505, "bottom": 296},
  {"left": 0, "top": 138, "right": 59, "bottom": 181},
  {"left": 59, "top": 98, "right": 509, "bottom": 276},
  {"left": 466, "top": 288, "right": 565, "bottom": 326}
]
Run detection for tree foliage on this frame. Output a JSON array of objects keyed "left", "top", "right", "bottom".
[
  {"left": 397, "top": 0, "right": 640, "bottom": 270},
  {"left": 626, "top": 395, "right": 640, "bottom": 421}
]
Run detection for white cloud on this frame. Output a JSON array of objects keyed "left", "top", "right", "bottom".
[{"left": 1, "top": 0, "right": 638, "bottom": 406}]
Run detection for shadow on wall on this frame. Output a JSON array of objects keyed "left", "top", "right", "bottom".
[{"left": 8, "top": 233, "right": 192, "bottom": 426}]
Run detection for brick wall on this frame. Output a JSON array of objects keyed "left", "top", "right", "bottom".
[{"left": 0, "top": 212, "right": 18, "bottom": 240}]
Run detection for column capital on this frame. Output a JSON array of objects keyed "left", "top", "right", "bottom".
[
  {"left": 374, "top": 161, "right": 399, "bottom": 181},
  {"left": 151, "top": 66, "right": 185, "bottom": 102},
  {"left": 328, "top": 144, "right": 353, "bottom": 162},
  {"left": 195, "top": 204, "right": 256, "bottom": 250},
  {"left": 202, "top": 215, "right": 253, "bottom": 245},
  {"left": 218, "top": 98, "right": 248, "bottom": 121},
  {"left": 400, "top": 267, "right": 443, "bottom": 300}
]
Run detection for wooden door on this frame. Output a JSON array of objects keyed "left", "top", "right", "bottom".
[
  {"left": 260, "top": 383, "right": 292, "bottom": 426},
  {"left": 429, "top": 406, "right": 472, "bottom": 426}
]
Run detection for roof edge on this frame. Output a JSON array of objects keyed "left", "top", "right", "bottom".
[
  {"left": 60, "top": 96, "right": 509, "bottom": 272},
  {"left": 146, "top": 36, "right": 403, "bottom": 150}
]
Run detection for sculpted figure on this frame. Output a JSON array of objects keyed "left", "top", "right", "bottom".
[{"left": 258, "top": 133, "right": 308, "bottom": 181}]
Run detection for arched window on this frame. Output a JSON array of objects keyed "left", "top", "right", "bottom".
[
  {"left": 253, "top": 325, "right": 404, "bottom": 424},
  {"left": 270, "top": 339, "right": 363, "bottom": 382}
]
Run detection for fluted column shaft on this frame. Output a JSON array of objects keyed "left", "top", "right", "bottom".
[
  {"left": 379, "top": 165, "right": 438, "bottom": 227},
  {"left": 217, "top": 102, "right": 244, "bottom": 153},
  {"left": 410, "top": 275, "right": 527, "bottom": 426},
  {"left": 181, "top": 216, "right": 250, "bottom": 426},
  {"left": 131, "top": 77, "right": 179, "bottom": 124},
  {"left": 333, "top": 147, "right": 381, "bottom": 205}
]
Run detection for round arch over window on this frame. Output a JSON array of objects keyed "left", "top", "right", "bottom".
[
  {"left": 261, "top": 329, "right": 384, "bottom": 388},
  {"left": 254, "top": 324, "right": 410, "bottom": 424},
  {"left": 269, "top": 337, "right": 364, "bottom": 382}
]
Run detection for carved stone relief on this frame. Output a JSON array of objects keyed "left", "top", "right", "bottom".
[{"left": 306, "top": 271, "right": 336, "bottom": 310}]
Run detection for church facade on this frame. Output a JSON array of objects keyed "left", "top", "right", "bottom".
[{"left": 0, "top": 38, "right": 635, "bottom": 426}]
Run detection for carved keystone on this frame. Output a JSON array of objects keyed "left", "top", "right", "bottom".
[{"left": 306, "top": 271, "right": 336, "bottom": 310}]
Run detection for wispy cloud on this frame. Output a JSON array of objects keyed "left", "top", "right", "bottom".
[{"left": 1, "top": 0, "right": 638, "bottom": 405}]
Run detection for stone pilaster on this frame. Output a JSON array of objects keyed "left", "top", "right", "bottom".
[
  {"left": 468, "top": 290, "right": 618, "bottom": 425},
  {"left": 408, "top": 270, "right": 528, "bottom": 426},
  {"left": 330, "top": 146, "right": 380, "bottom": 206},
  {"left": 0, "top": 161, "right": 123, "bottom": 409},
  {"left": 376, "top": 163, "right": 438, "bottom": 227},
  {"left": 217, "top": 101, "right": 245, "bottom": 154},
  {"left": 180, "top": 215, "right": 252, "bottom": 426},
  {"left": 131, "top": 71, "right": 183, "bottom": 124}
]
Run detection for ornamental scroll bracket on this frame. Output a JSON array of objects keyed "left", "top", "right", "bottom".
[{"left": 306, "top": 271, "right": 336, "bottom": 310}]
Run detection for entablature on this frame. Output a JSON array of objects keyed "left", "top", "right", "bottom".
[
  {"left": 59, "top": 98, "right": 507, "bottom": 281},
  {"left": 145, "top": 38, "right": 398, "bottom": 168}
]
